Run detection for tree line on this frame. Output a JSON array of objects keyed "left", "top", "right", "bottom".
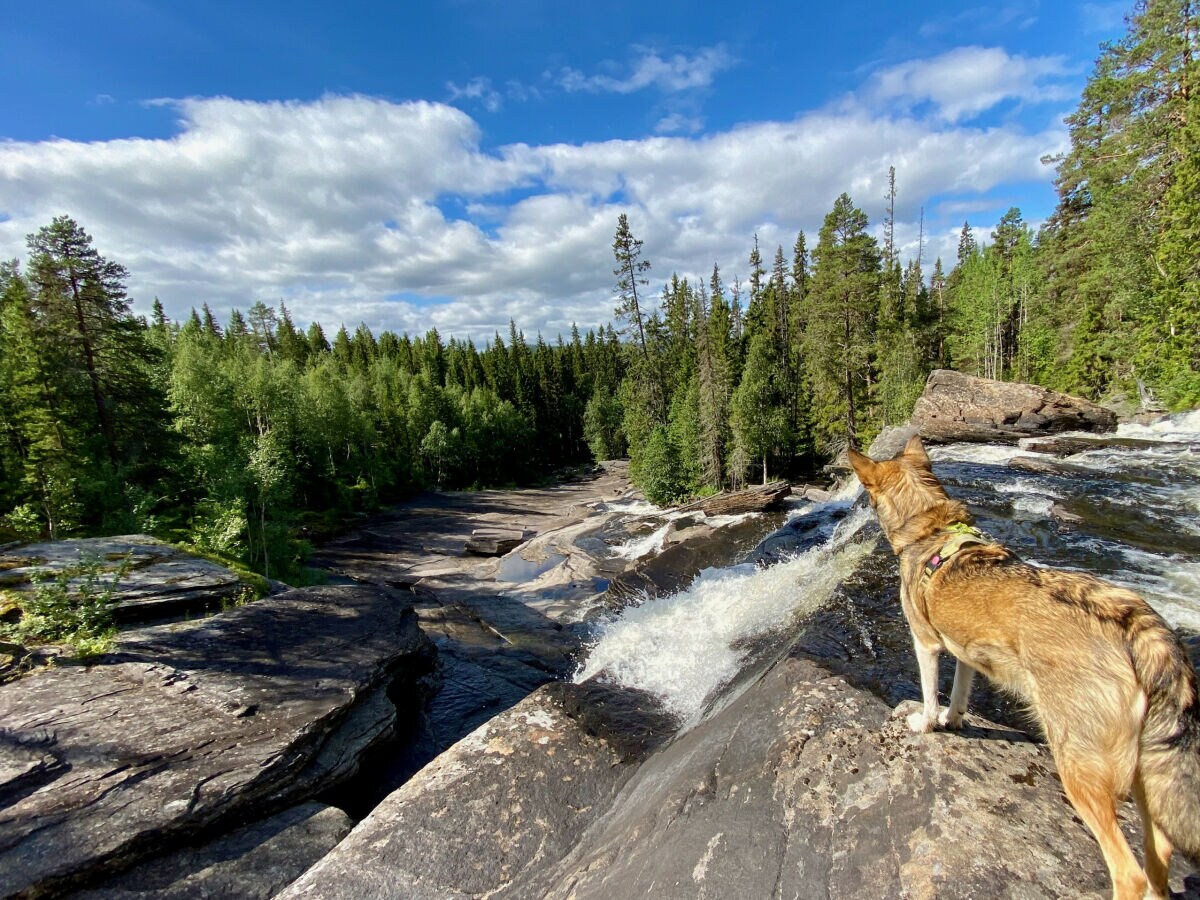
[{"left": 0, "top": 0, "right": 1195, "bottom": 566}]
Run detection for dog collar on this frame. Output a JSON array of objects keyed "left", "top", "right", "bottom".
[{"left": 923, "top": 523, "right": 987, "bottom": 579}]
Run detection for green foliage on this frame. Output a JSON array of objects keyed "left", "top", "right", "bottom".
[
  {"left": 803, "top": 194, "right": 880, "bottom": 452},
  {"left": 583, "top": 389, "right": 627, "bottom": 460},
  {"left": 638, "top": 426, "right": 688, "bottom": 506},
  {"left": 1, "top": 553, "right": 131, "bottom": 655}
]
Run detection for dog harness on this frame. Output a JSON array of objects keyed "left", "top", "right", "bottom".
[{"left": 922, "top": 522, "right": 988, "bottom": 579}]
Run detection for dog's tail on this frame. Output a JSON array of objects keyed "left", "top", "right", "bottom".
[{"left": 1131, "top": 609, "right": 1200, "bottom": 861}]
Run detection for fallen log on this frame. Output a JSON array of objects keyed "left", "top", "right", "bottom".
[{"left": 677, "top": 481, "right": 791, "bottom": 516}]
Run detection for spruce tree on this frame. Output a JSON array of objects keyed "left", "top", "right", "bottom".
[{"left": 803, "top": 194, "right": 881, "bottom": 451}]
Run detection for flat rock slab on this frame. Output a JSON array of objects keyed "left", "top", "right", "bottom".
[
  {"left": 0, "top": 584, "right": 433, "bottom": 898},
  {"left": 913, "top": 369, "right": 1117, "bottom": 444},
  {"left": 0, "top": 535, "right": 244, "bottom": 623},
  {"left": 73, "top": 802, "right": 352, "bottom": 900}
]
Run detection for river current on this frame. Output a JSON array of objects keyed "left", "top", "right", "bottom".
[{"left": 574, "top": 410, "right": 1200, "bottom": 728}]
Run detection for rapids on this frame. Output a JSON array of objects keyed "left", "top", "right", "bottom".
[{"left": 575, "top": 410, "right": 1200, "bottom": 729}]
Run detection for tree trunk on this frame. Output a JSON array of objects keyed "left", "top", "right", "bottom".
[{"left": 67, "top": 270, "right": 118, "bottom": 465}]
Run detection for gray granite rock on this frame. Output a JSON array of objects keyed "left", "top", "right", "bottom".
[
  {"left": 277, "top": 684, "right": 635, "bottom": 900},
  {"left": 912, "top": 370, "right": 1117, "bottom": 444},
  {"left": 72, "top": 802, "right": 352, "bottom": 900},
  {"left": 0, "top": 584, "right": 434, "bottom": 898},
  {"left": 278, "top": 652, "right": 1198, "bottom": 900}
]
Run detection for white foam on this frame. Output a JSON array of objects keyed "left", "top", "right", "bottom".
[
  {"left": 603, "top": 497, "right": 661, "bottom": 516},
  {"left": 577, "top": 508, "right": 876, "bottom": 724},
  {"left": 929, "top": 443, "right": 1037, "bottom": 466},
  {"left": 609, "top": 522, "right": 674, "bottom": 560},
  {"left": 1011, "top": 496, "right": 1055, "bottom": 518},
  {"left": 701, "top": 512, "right": 758, "bottom": 528},
  {"left": 1116, "top": 409, "right": 1200, "bottom": 442}
]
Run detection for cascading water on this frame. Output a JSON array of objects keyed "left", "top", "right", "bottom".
[
  {"left": 575, "top": 498, "right": 875, "bottom": 725},
  {"left": 574, "top": 409, "right": 1200, "bottom": 732}
]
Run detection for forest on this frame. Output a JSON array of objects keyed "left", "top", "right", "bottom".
[{"left": 0, "top": 0, "right": 1196, "bottom": 579}]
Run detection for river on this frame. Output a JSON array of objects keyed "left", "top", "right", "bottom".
[{"left": 574, "top": 410, "right": 1200, "bottom": 732}]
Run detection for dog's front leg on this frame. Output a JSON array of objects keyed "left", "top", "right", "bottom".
[
  {"left": 907, "top": 630, "right": 942, "bottom": 734},
  {"left": 937, "top": 660, "right": 974, "bottom": 729}
]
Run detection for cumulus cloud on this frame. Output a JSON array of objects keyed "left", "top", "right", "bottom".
[
  {"left": 865, "top": 46, "right": 1074, "bottom": 122},
  {"left": 0, "top": 80, "right": 1066, "bottom": 341},
  {"left": 560, "top": 45, "right": 734, "bottom": 95}
]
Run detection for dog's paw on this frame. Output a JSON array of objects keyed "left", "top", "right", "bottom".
[
  {"left": 937, "top": 708, "right": 965, "bottom": 730},
  {"left": 906, "top": 711, "right": 935, "bottom": 734}
]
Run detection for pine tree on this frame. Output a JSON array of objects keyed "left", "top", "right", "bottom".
[
  {"left": 1045, "top": 0, "right": 1197, "bottom": 401},
  {"left": 612, "top": 214, "right": 651, "bottom": 357},
  {"left": 803, "top": 194, "right": 881, "bottom": 451}
]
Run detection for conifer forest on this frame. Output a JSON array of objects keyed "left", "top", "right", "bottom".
[{"left": 1, "top": 0, "right": 1197, "bottom": 579}]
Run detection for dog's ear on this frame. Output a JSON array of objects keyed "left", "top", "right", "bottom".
[
  {"left": 847, "top": 448, "right": 877, "bottom": 488},
  {"left": 901, "top": 434, "right": 931, "bottom": 468}
]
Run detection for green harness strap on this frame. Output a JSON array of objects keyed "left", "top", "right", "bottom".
[{"left": 922, "top": 523, "right": 988, "bottom": 580}]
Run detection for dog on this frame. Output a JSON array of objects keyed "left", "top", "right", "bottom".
[{"left": 848, "top": 435, "right": 1200, "bottom": 900}]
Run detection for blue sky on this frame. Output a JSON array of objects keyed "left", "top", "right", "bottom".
[{"left": 0, "top": 0, "right": 1130, "bottom": 339}]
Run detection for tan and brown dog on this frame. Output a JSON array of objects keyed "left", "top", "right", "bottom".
[{"left": 849, "top": 435, "right": 1200, "bottom": 900}]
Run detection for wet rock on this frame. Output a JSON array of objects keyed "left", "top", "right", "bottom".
[
  {"left": 912, "top": 370, "right": 1117, "bottom": 444},
  {"left": 0, "top": 535, "right": 246, "bottom": 624},
  {"left": 0, "top": 584, "right": 435, "bottom": 898},
  {"left": 1019, "top": 434, "right": 1197, "bottom": 456},
  {"left": 72, "top": 802, "right": 352, "bottom": 900},
  {"left": 663, "top": 523, "right": 714, "bottom": 546},
  {"left": 678, "top": 480, "right": 791, "bottom": 515},
  {"left": 276, "top": 685, "right": 636, "bottom": 900},
  {"left": 465, "top": 529, "right": 533, "bottom": 556},
  {"left": 604, "top": 513, "right": 780, "bottom": 601}
]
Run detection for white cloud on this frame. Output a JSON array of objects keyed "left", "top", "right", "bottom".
[
  {"left": 655, "top": 113, "right": 704, "bottom": 135},
  {"left": 0, "top": 80, "right": 1067, "bottom": 342},
  {"left": 560, "top": 45, "right": 734, "bottom": 95},
  {"left": 447, "top": 77, "right": 503, "bottom": 112},
  {"left": 865, "top": 46, "right": 1074, "bottom": 122}
]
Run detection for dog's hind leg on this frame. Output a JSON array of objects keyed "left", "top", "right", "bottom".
[
  {"left": 1056, "top": 751, "right": 1147, "bottom": 900},
  {"left": 1134, "top": 774, "right": 1172, "bottom": 899},
  {"left": 937, "top": 660, "right": 974, "bottom": 730}
]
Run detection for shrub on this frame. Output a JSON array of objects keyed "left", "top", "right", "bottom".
[{"left": 0, "top": 552, "right": 131, "bottom": 656}]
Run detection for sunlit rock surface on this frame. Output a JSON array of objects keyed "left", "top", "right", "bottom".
[{"left": 913, "top": 369, "right": 1118, "bottom": 443}]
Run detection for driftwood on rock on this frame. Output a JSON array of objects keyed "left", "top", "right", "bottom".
[
  {"left": 677, "top": 480, "right": 791, "bottom": 516},
  {"left": 912, "top": 369, "right": 1117, "bottom": 444}
]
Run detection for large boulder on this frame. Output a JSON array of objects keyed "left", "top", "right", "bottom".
[
  {"left": 912, "top": 369, "right": 1117, "bottom": 444},
  {"left": 0, "top": 584, "right": 435, "bottom": 897}
]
